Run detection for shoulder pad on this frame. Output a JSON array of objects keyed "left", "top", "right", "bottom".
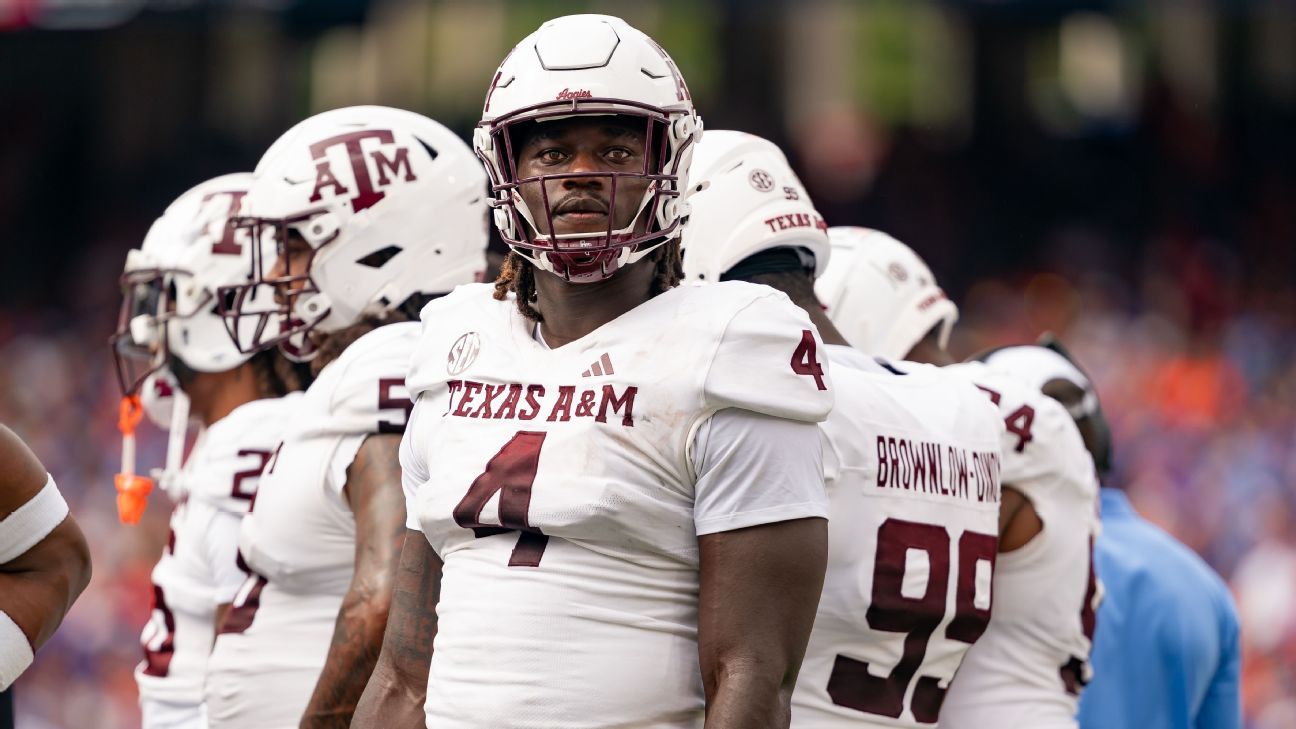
[{"left": 699, "top": 282, "right": 834, "bottom": 424}]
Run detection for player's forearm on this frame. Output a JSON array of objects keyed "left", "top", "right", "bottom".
[
  {"left": 0, "top": 522, "right": 92, "bottom": 649},
  {"left": 704, "top": 662, "right": 794, "bottom": 729},
  {"left": 299, "top": 586, "right": 390, "bottom": 729},
  {"left": 351, "top": 657, "right": 427, "bottom": 729},
  {"left": 697, "top": 519, "right": 826, "bottom": 729},
  {"left": 352, "top": 531, "right": 440, "bottom": 728},
  {"left": 302, "top": 433, "right": 406, "bottom": 727}
]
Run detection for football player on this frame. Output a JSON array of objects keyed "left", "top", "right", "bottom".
[
  {"left": 354, "top": 15, "right": 831, "bottom": 729},
  {"left": 980, "top": 338, "right": 1241, "bottom": 729},
  {"left": 0, "top": 426, "right": 91, "bottom": 706},
  {"left": 816, "top": 228, "right": 1102, "bottom": 729},
  {"left": 204, "top": 106, "right": 487, "bottom": 729},
  {"left": 683, "top": 130, "right": 1005, "bottom": 728},
  {"left": 111, "top": 173, "right": 305, "bottom": 729}
]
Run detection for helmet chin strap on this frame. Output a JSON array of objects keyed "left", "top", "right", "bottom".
[
  {"left": 280, "top": 330, "right": 321, "bottom": 363},
  {"left": 153, "top": 388, "right": 191, "bottom": 501},
  {"left": 276, "top": 291, "right": 330, "bottom": 362}
]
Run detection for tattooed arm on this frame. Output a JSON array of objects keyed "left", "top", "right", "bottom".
[
  {"left": 351, "top": 529, "right": 441, "bottom": 728},
  {"left": 299, "top": 434, "right": 406, "bottom": 729}
]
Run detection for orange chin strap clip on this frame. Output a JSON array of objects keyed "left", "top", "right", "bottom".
[{"left": 115, "top": 395, "right": 154, "bottom": 525}]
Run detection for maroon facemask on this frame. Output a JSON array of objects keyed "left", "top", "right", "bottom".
[
  {"left": 477, "top": 100, "right": 691, "bottom": 284},
  {"left": 214, "top": 213, "right": 330, "bottom": 362}
]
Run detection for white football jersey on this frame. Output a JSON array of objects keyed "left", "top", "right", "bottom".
[
  {"left": 937, "top": 360, "right": 1101, "bottom": 729},
  {"left": 792, "top": 349, "right": 1003, "bottom": 728},
  {"left": 204, "top": 323, "right": 416, "bottom": 729},
  {"left": 135, "top": 394, "right": 297, "bottom": 713},
  {"left": 402, "top": 282, "right": 834, "bottom": 729}
]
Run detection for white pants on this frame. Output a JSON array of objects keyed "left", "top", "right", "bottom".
[{"left": 141, "top": 698, "right": 207, "bottom": 729}]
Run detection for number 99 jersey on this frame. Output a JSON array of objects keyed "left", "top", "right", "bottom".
[
  {"left": 401, "top": 282, "right": 834, "bottom": 729},
  {"left": 792, "top": 354, "right": 1004, "bottom": 728},
  {"left": 938, "top": 360, "right": 1101, "bottom": 729}
]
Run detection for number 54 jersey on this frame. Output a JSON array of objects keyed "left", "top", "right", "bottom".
[
  {"left": 402, "top": 282, "right": 834, "bottom": 729},
  {"left": 938, "top": 360, "right": 1101, "bottom": 729},
  {"left": 792, "top": 353, "right": 1005, "bottom": 728}
]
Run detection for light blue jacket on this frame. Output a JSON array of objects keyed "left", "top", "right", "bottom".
[{"left": 1078, "top": 488, "right": 1241, "bottom": 729}]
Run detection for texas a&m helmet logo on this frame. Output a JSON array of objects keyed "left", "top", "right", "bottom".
[
  {"left": 201, "top": 189, "right": 249, "bottom": 255},
  {"left": 308, "top": 129, "right": 420, "bottom": 213}
]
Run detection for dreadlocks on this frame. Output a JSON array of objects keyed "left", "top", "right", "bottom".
[
  {"left": 492, "top": 241, "right": 684, "bottom": 322},
  {"left": 306, "top": 293, "right": 436, "bottom": 378},
  {"left": 249, "top": 349, "right": 310, "bottom": 397}
]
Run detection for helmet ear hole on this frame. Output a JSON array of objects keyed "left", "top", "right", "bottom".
[
  {"left": 355, "top": 246, "right": 403, "bottom": 269},
  {"left": 414, "top": 136, "right": 439, "bottom": 162}
]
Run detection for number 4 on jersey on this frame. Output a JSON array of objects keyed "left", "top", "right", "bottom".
[
  {"left": 453, "top": 431, "right": 549, "bottom": 568},
  {"left": 792, "top": 329, "right": 828, "bottom": 391},
  {"left": 975, "top": 385, "right": 1035, "bottom": 453}
]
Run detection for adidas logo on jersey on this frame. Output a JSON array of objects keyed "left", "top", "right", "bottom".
[{"left": 582, "top": 353, "right": 615, "bottom": 378}]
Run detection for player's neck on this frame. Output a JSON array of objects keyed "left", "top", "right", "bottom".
[
  {"left": 907, "top": 340, "right": 955, "bottom": 366},
  {"left": 532, "top": 259, "right": 658, "bottom": 349},
  {"left": 800, "top": 300, "right": 850, "bottom": 347},
  {"left": 183, "top": 364, "right": 263, "bottom": 427}
]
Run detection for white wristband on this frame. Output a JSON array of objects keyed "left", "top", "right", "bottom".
[
  {"left": 0, "top": 475, "right": 70, "bottom": 564},
  {"left": 0, "top": 610, "right": 34, "bottom": 691}
]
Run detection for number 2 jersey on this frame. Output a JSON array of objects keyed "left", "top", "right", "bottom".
[
  {"left": 204, "top": 323, "right": 415, "bottom": 729},
  {"left": 792, "top": 348, "right": 1004, "bottom": 728},
  {"left": 135, "top": 393, "right": 298, "bottom": 712},
  {"left": 938, "top": 360, "right": 1101, "bottom": 729},
  {"left": 401, "top": 282, "right": 835, "bottom": 729}
]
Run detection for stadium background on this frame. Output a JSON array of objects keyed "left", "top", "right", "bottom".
[{"left": 1, "top": 0, "right": 1292, "bottom": 726}]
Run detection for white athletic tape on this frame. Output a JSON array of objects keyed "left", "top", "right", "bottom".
[
  {"left": 0, "top": 610, "right": 34, "bottom": 691},
  {"left": 0, "top": 476, "right": 70, "bottom": 564}
]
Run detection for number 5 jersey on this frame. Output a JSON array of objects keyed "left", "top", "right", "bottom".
[
  {"left": 401, "top": 281, "right": 835, "bottom": 729},
  {"left": 205, "top": 323, "right": 416, "bottom": 729}
]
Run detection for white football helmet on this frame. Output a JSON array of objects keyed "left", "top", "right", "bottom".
[
  {"left": 474, "top": 14, "right": 702, "bottom": 283},
  {"left": 112, "top": 173, "right": 269, "bottom": 514},
  {"left": 980, "top": 344, "right": 1099, "bottom": 418},
  {"left": 111, "top": 172, "right": 271, "bottom": 395},
  {"left": 815, "top": 226, "right": 959, "bottom": 360},
  {"left": 680, "top": 130, "right": 828, "bottom": 283},
  {"left": 220, "top": 105, "right": 488, "bottom": 359}
]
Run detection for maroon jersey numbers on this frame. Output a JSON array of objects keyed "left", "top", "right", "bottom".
[
  {"left": 219, "top": 553, "right": 267, "bottom": 636},
  {"left": 140, "top": 584, "right": 177, "bottom": 677},
  {"left": 1061, "top": 537, "right": 1099, "bottom": 694},
  {"left": 975, "top": 384, "right": 1036, "bottom": 452},
  {"left": 378, "top": 378, "right": 414, "bottom": 434},
  {"left": 453, "top": 431, "right": 549, "bottom": 567},
  {"left": 792, "top": 329, "right": 828, "bottom": 390},
  {"left": 230, "top": 448, "right": 273, "bottom": 501},
  {"left": 828, "top": 518, "right": 997, "bottom": 722}
]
